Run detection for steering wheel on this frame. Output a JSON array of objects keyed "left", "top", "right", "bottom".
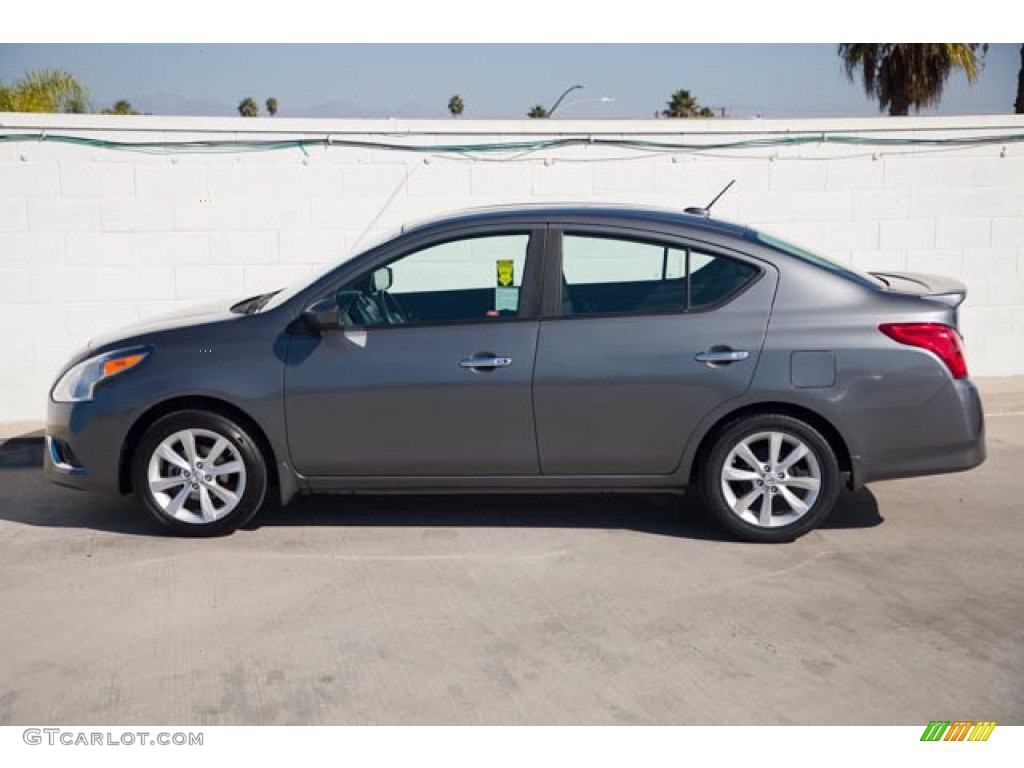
[
  {"left": 340, "top": 288, "right": 408, "bottom": 327},
  {"left": 344, "top": 293, "right": 383, "bottom": 326},
  {"left": 374, "top": 291, "right": 408, "bottom": 325}
]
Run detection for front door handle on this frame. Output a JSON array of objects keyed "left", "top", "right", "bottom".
[
  {"left": 460, "top": 356, "right": 512, "bottom": 370},
  {"left": 695, "top": 349, "right": 750, "bottom": 364}
]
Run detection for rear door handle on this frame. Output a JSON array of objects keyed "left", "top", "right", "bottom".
[
  {"left": 460, "top": 356, "right": 512, "bottom": 369},
  {"left": 695, "top": 349, "right": 750, "bottom": 364}
]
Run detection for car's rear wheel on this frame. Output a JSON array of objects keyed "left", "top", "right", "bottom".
[
  {"left": 132, "top": 410, "right": 268, "bottom": 536},
  {"left": 700, "top": 414, "right": 840, "bottom": 542}
]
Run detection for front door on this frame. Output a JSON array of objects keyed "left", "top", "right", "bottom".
[
  {"left": 533, "top": 228, "right": 776, "bottom": 475},
  {"left": 285, "top": 229, "right": 544, "bottom": 477}
]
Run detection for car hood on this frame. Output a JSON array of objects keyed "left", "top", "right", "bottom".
[{"left": 87, "top": 300, "right": 240, "bottom": 351}]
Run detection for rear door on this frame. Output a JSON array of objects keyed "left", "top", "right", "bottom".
[{"left": 532, "top": 226, "right": 777, "bottom": 476}]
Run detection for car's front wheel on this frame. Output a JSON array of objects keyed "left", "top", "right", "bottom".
[
  {"left": 700, "top": 413, "right": 840, "bottom": 543},
  {"left": 132, "top": 410, "right": 268, "bottom": 536}
]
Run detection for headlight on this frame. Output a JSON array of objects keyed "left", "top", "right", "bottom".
[{"left": 51, "top": 347, "right": 151, "bottom": 403}]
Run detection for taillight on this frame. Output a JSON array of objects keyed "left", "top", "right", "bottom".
[{"left": 879, "top": 323, "right": 968, "bottom": 379}]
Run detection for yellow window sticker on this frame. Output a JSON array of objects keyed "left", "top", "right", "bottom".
[{"left": 496, "top": 260, "right": 515, "bottom": 287}]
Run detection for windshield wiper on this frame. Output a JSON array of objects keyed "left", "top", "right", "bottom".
[
  {"left": 230, "top": 290, "right": 281, "bottom": 315},
  {"left": 248, "top": 290, "right": 281, "bottom": 313}
]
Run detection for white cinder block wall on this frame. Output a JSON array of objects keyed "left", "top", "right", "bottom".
[{"left": 1, "top": 113, "right": 1023, "bottom": 423}]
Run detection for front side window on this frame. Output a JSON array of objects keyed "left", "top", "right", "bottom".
[
  {"left": 559, "top": 233, "right": 758, "bottom": 316},
  {"left": 336, "top": 233, "right": 531, "bottom": 327}
]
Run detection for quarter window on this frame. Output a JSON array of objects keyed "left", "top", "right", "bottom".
[{"left": 559, "top": 233, "right": 757, "bottom": 316}]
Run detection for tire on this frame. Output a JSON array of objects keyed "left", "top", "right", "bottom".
[
  {"left": 699, "top": 413, "right": 840, "bottom": 543},
  {"left": 131, "top": 409, "right": 268, "bottom": 536}
]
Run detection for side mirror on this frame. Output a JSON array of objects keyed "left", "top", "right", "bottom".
[
  {"left": 300, "top": 290, "right": 365, "bottom": 332},
  {"left": 371, "top": 267, "right": 393, "bottom": 292},
  {"left": 300, "top": 296, "right": 340, "bottom": 331}
]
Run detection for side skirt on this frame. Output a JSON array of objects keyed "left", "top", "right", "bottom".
[{"left": 301, "top": 474, "right": 688, "bottom": 495}]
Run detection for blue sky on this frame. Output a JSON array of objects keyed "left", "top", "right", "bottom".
[{"left": 1, "top": 44, "right": 1020, "bottom": 119}]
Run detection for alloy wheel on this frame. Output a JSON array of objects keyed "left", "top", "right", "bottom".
[
  {"left": 146, "top": 428, "right": 247, "bottom": 524},
  {"left": 719, "top": 430, "right": 822, "bottom": 528}
]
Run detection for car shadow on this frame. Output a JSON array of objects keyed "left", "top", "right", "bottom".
[
  {"left": 0, "top": 466, "right": 883, "bottom": 541},
  {"left": 246, "top": 486, "right": 883, "bottom": 541}
]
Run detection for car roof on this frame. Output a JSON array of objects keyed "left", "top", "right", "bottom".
[{"left": 402, "top": 203, "right": 752, "bottom": 240}]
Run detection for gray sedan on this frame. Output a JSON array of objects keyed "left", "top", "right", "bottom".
[{"left": 45, "top": 205, "right": 985, "bottom": 542}]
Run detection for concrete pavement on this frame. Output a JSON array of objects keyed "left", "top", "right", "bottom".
[{"left": 0, "top": 390, "right": 1021, "bottom": 725}]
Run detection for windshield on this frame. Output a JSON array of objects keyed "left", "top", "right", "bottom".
[
  {"left": 260, "top": 226, "right": 403, "bottom": 312},
  {"left": 753, "top": 231, "right": 887, "bottom": 289}
]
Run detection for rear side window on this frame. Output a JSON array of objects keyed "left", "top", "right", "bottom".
[
  {"left": 754, "top": 231, "right": 885, "bottom": 289},
  {"left": 559, "top": 233, "right": 758, "bottom": 317}
]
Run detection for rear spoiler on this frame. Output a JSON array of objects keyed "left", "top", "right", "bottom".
[{"left": 869, "top": 271, "right": 968, "bottom": 309}]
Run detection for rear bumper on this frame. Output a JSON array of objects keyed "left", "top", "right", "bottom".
[{"left": 854, "top": 378, "right": 985, "bottom": 486}]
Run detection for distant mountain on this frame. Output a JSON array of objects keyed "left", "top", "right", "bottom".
[
  {"left": 113, "top": 93, "right": 443, "bottom": 119},
  {"left": 126, "top": 93, "right": 235, "bottom": 116},
  {"left": 292, "top": 99, "right": 443, "bottom": 118}
]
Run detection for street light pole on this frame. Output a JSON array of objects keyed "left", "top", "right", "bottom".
[
  {"left": 555, "top": 96, "right": 615, "bottom": 115},
  {"left": 548, "top": 84, "right": 585, "bottom": 116}
]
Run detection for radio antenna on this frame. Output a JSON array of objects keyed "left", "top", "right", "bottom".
[{"left": 684, "top": 179, "right": 736, "bottom": 218}]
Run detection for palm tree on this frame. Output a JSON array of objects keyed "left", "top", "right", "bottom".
[
  {"left": 65, "top": 97, "right": 88, "bottom": 114},
  {"left": 238, "top": 97, "right": 259, "bottom": 117},
  {"left": 839, "top": 44, "right": 986, "bottom": 116},
  {"left": 0, "top": 69, "right": 88, "bottom": 113},
  {"left": 266, "top": 97, "right": 278, "bottom": 116},
  {"left": 527, "top": 104, "right": 549, "bottom": 118},
  {"left": 101, "top": 99, "right": 139, "bottom": 115},
  {"left": 448, "top": 94, "right": 464, "bottom": 117},
  {"left": 662, "top": 89, "right": 713, "bottom": 118},
  {"left": 1015, "top": 44, "right": 1024, "bottom": 114}
]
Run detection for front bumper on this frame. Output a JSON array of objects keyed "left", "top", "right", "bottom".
[{"left": 45, "top": 398, "right": 131, "bottom": 495}]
